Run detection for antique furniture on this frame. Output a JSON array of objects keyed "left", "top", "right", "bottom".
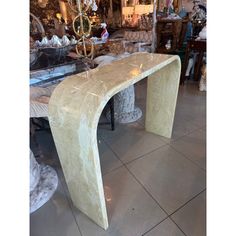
[
  {"left": 155, "top": 17, "right": 183, "bottom": 53},
  {"left": 180, "top": 38, "right": 206, "bottom": 84},
  {"left": 177, "top": 17, "right": 190, "bottom": 49},
  {"left": 106, "top": 30, "right": 152, "bottom": 54},
  {"left": 122, "top": 30, "right": 152, "bottom": 53},
  {"left": 48, "top": 52, "right": 181, "bottom": 229}
]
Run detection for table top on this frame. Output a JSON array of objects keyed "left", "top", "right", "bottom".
[{"left": 50, "top": 52, "right": 180, "bottom": 107}]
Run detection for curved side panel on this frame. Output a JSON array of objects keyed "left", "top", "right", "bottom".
[{"left": 48, "top": 79, "right": 110, "bottom": 229}]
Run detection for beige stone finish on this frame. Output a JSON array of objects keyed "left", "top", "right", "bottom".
[
  {"left": 145, "top": 59, "right": 180, "bottom": 138},
  {"left": 48, "top": 52, "right": 181, "bottom": 230}
]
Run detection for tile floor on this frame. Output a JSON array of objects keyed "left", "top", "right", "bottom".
[{"left": 30, "top": 80, "right": 206, "bottom": 236}]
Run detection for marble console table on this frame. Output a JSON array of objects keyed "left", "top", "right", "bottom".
[{"left": 48, "top": 52, "right": 181, "bottom": 229}]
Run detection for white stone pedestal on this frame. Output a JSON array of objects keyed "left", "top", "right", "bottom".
[
  {"left": 30, "top": 149, "right": 58, "bottom": 213},
  {"left": 106, "top": 84, "right": 142, "bottom": 123}
]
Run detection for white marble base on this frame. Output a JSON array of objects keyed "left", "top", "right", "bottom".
[
  {"left": 106, "top": 105, "right": 142, "bottom": 123},
  {"left": 30, "top": 150, "right": 58, "bottom": 213},
  {"left": 105, "top": 84, "right": 142, "bottom": 123}
]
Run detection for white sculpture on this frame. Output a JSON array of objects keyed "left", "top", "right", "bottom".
[{"left": 30, "top": 149, "right": 58, "bottom": 213}]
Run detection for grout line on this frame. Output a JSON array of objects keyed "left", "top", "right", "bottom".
[
  {"left": 68, "top": 204, "right": 84, "bottom": 236},
  {"left": 169, "top": 188, "right": 206, "bottom": 217},
  {"left": 141, "top": 216, "right": 169, "bottom": 236},
  {"left": 123, "top": 163, "right": 170, "bottom": 216},
  {"left": 142, "top": 216, "right": 188, "bottom": 236},
  {"left": 100, "top": 125, "right": 204, "bottom": 172},
  {"left": 102, "top": 134, "right": 169, "bottom": 166},
  {"left": 192, "top": 121, "right": 206, "bottom": 129},
  {"left": 102, "top": 165, "right": 124, "bottom": 177},
  {"left": 99, "top": 135, "right": 127, "bottom": 168},
  {"left": 168, "top": 144, "right": 206, "bottom": 172},
  {"left": 57, "top": 172, "right": 84, "bottom": 236},
  {"left": 100, "top": 137, "right": 174, "bottom": 232},
  {"left": 100, "top": 130, "right": 169, "bottom": 167},
  {"left": 123, "top": 163, "right": 191, "bottom": 236},
  {"left": 136, "top": 113, "right": 205, "bottom": 141},
  {"left": 169, "top": 217, "right": 188, "bottom": 236},
  {"left": 125, "top": 160, "right": 206, "bottom": 220},
  {"left": 122, "top": 143, "right": 169, "bottom": 165},
  {"left": 101, "top": 129, "right": 206, "bottom": 219},
  {"left": 167, "top": 124, "right": 203, "bottom": 143}
]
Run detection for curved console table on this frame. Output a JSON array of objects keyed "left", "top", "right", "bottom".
[{"left": 48, "top": 52, "right": 181, "bottom": 229}]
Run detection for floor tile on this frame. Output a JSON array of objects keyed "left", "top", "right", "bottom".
[
  {"left": 174, "top": 103, "right": 206, "bottom": 127},
  {"left": 98, "top": 111, "right": 114, "bottom": 131},
  {"left": 72, "top": 167, "right": 167, "bottom": 236},
  {"left": 176, "top": 104, "right": 206, "bottom": 122},
  {"left": 55, "top": 168, "right": 73, "bottom": 201},
  {"left": 137, "top": 110, "right": 200, "bottom": 143},
  {"left": 30, "top": 181, "right": 81, "bottom": 236},
  {"left": 144, "top": 218, "right": 185, "bottom": 236},
  {"left": 98, "top": 121, "right": 142, "bottom": 140},
  {"left": 166, "top": 117, "right": 200, "bottom": 142},
  {"left": 175, "top": 82, "right": 206, "bottom": 128},
  {"left": 102, "top": 123, "right": 166, "bottom": 163},
  {"left": 98, "top": 138, "right": 123, "bottom": 175},
  {"left": 127, "top": 145, "right": 206, "bottom": 214},
  {"left": 190, "top": 110, "right": 206, "bottom": 128},
  {"left": 170, "top": 129, "right": 206, "bottom": 169},
  {"left": 136, "top": 102, "right": 202, "bottom": 143},
  {"left": 171, "top": 191, "right": 206, "bottom": 236}
]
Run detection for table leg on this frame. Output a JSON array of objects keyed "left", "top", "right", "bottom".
[
  {"left": 194, "top": 51, "right": 204, "bottom": 81},
  {"left": 145, "top": 59, "right": 181, "bottom": 138},
  {"left": 48, "top": 108, "right": 109, "bottom": 229},
  {"left": 180, "top": 44, "right": 190, "bottom": 85},
  {"left": 110, "top": 97, "right": 115, "bottom": 130}
]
